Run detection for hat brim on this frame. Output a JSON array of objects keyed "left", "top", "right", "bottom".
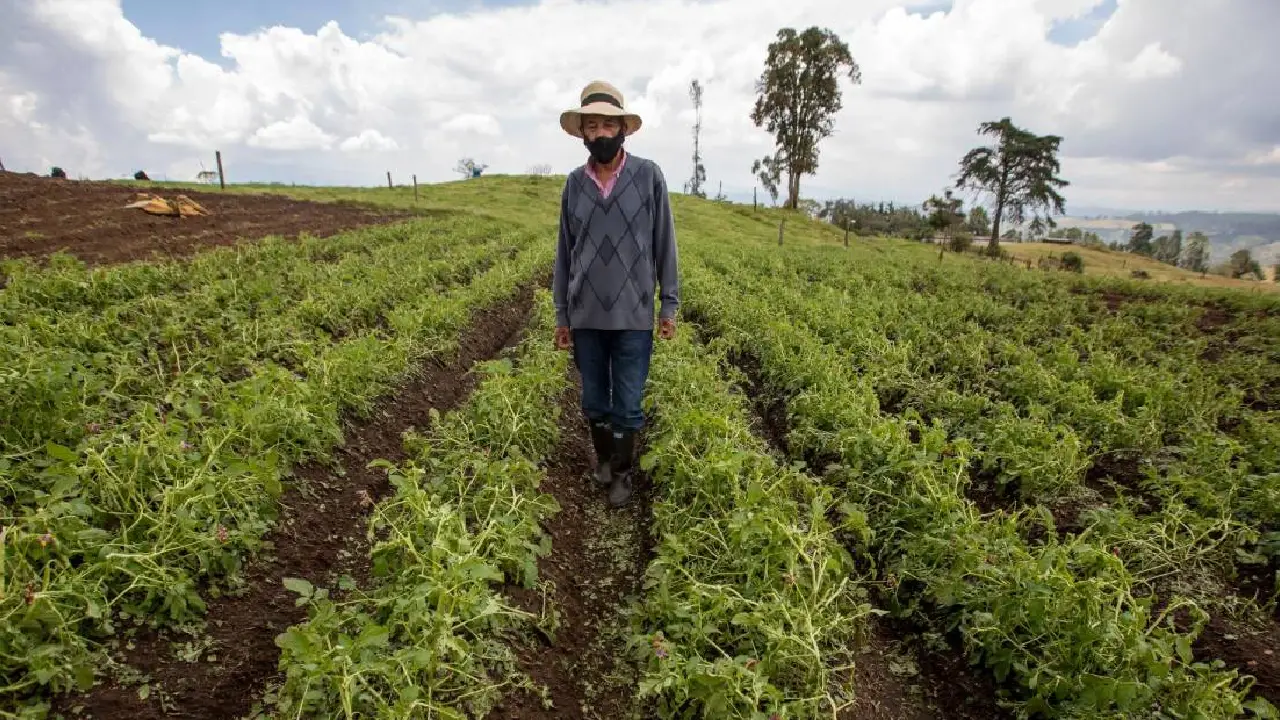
[{"left": 560, "top": 102, "right": 642, "bottom": 138}]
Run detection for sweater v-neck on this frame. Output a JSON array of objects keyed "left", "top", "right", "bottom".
[{"left": 585, "top": 150, "right": 630, "bottom": 201}]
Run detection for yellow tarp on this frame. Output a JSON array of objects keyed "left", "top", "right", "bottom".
[{"left": 124, "top": 193, "right": 209, "bottom": 217}]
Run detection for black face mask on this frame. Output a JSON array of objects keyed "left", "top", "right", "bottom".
[{"left": 585, "top": 131, "right": 625, "bottom": 165}]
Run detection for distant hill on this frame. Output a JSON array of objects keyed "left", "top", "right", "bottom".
[{"left": 1039, "top": 210, "right": 1280, "bottom": 266}]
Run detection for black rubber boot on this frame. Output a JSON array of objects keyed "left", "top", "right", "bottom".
[
  {"left": 589, "top": 421, "right": 613, "bottom": 487},
  {"left": 608, "top": 430, "right": 637, "bottom": 507}
]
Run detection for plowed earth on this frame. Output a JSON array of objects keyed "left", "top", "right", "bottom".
[{"left": 0, "top": 172, "right": 413, "bottom": 266}]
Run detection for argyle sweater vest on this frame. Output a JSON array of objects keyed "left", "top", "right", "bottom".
[{"left": 552, "top": 154, "right": 680, "bottom": 331}]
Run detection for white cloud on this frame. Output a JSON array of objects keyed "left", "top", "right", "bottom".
[
  {"left": 441, "top": 113, "right": 502, "bottom": 136},
  {"left": 340, "top": 129, "right": 399, "bottom": 152},
  {"left": 247, "top": 115, "right": 336, "bottom": 151},
  {"left": 0, "top": 0, "right": 1276, "bottom": 211},
  {"left": 1122, "top": 42, "right": 1181, "bottom": 81}
]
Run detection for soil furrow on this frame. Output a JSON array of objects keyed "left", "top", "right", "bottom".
[
  {"left": 56, "top": 282, "right": 539, "bottom": 720},
  {"left": 487, "top": 372, "right": 654, "bottom": 720},
  {"left": 717, "top": 342, "right": 1010, "bottom": 720}
]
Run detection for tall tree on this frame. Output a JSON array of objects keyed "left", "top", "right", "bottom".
[
  {"left": 685, "top": 79, "right": 707, "bottom": 198},
  {"left": 1181, "top": 231, "right": 1210, "bottom": 273},
  {"left": 752, "top": 154, "right": 783, "bottom": 206},
  {"left": 923, "top": 189, "right": 965, "bottom": 238},
  {"left": 968, "top": 206, "right": 990, "bottom": 236},
  {"left": 1152, "top": 234, "right": 1172, "bottom": 262},
  {"left": 954, "top": 117, "right": 1068, "bottom": 255},
  {"left": 1229, "top": 249, "right": 1264, "bottom": 280},
  {"left": 1127, "top": 222, "right": 1154, "bottom": 256},
  {"left": 750, "top": 26, "right": 861, "bottom": 210}
]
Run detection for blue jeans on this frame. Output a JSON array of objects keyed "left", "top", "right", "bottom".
[{"left": 571, "top": 329, "right": 653, "bottom": 432}]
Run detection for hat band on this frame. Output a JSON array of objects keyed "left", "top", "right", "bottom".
[{"left": 581, "top": 92, "right": 622, "bottom": 109}]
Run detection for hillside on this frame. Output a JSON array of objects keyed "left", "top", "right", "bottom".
[
  {"left": 1007, "top": 241, "right": 1280, "bottom": 293},
  {"left": 3, "top": 174, "right": 1278, "bottom": 720}
]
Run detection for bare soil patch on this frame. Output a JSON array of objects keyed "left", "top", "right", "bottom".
[
  {"left": 0, "top": 171, "right": 414, "bottom": 266},
  {"left": 54, "top": 283, "right": 537, "bottom": 720},
  {"left": 1193, "top": 609, "right": 1280, "bottom": 709},
  {"left": 845, "top": 614, "right": 1012, "bottom": 720},
  {"left": 488, "top": 376, "right": 654, "bottom": 720}
]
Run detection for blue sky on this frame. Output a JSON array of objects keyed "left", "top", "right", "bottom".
[
  {"left": 120, "top": 0, "right": 537, "bottom": 59},
  {"left": 1047, "top": 0, "right": 1118, "bottom": 45},
  {"left": 122, "top": 0, "right": 1118, "bottom": 65}
]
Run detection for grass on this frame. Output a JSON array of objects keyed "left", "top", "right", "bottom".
[{"left": 1005, "top": 242, "right": 1280, "bottom": 293}]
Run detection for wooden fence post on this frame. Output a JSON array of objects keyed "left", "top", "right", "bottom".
[
  {"left": 844, "top": 222, "right": 850, "bottom": 248},
  {"left": 777, "top": 219, "right": 785, "bottom": 246},
  {"left": 386, "top": 171, "right": 393, "bottom": 189},
  {"left": 412, "top": 174, "right": 418, "bottom": 203},
  {"left": 753, "top": 187, "right": 757, "bottom": 212},
  {"left": 215, "top": 150, "right": 225, "bottom": 189}
]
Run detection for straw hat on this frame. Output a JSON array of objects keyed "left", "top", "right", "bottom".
[{"left": 559, "top": 80, "right": 642, "bottom": 138}]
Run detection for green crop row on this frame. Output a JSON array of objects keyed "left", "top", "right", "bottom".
[
  {"left": 680, "top": 249, "right": 1274, "bottom": 719},
  {"left": 0, "top": 214, "right": 459, "bottom": 317},
  {"left": 628, "top": 315, "right": 876, "bottom": 718},
  {"left": 698, "top": 242, "right": 1279, "bottom": 574},
  {"left": 2, "top": 217, "right": 506, "bottom": 458},
  {"left": 2, "top": 228, "right": 549, "bottom": 718},
  {"left": 268, "top": 289, "right": 568, "bottom": 719}
]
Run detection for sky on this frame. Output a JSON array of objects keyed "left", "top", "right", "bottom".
[{"left": 1, "top": 0, "right": 1278, "bottom": 214}]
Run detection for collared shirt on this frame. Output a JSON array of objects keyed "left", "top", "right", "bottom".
[{"left": 585, "top": 148, "right": 627, "bottom": 198}]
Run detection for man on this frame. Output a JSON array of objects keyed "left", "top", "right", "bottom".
[{"left": 552, "top": 80, "right": 680, "bottom": 508}]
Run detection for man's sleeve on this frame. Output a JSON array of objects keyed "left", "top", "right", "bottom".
[
  {"left": 553, "top": 178, "right": 573, "bottom": 328},
  {"left": 651, "top": 164, "right": 680, "bottom": 320}
]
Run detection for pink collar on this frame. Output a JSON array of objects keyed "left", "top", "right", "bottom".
[{"left": 586, "top": 149, "right": 626, "bottom": 198}]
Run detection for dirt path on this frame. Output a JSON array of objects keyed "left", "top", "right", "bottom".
[
  {"left": 55, "top": 284, "right": 537, "bottom": 720},
  {"left": 487, "top": 375, "right": 653, "bottom": 720},
  {"left": 0, "top": 170, "right": 415, "bottom": 266}
]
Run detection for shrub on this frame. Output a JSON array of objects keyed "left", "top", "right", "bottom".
[
  {"left": 1059, "top": 251, "right": 1084, "bottom": 273},
  {"left": 949, "top": 232, "right": 974, "bottom": 253}
]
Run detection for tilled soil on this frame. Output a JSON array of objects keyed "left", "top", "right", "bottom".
[
  {"left": 0, "top": 171, "right": 414, "bottom": 266},
  {"left": 53, "top": 284, "right": 537, "bottom": 720},
  {"left": 487, "top": 375, "right": 653, "bottom": 720},
  {"left": 1193, "top": 608, "right": 1280, "bottom": 710}
]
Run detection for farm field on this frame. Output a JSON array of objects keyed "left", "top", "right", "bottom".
[{"left": 2, "top": 170, "right": 1278, "bottom": 720}]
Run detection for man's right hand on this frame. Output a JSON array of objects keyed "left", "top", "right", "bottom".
[{"left": 555, "top": 326, "right": 572, "bottom": 350}]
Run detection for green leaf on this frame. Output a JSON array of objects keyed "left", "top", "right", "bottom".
[
  {"left": 75, "top": 664, "right": 95, "bottom": 691},
  {"left": 282, "top": 577, "right": 314, "bottom": 598},
  {"left": 45, "top": 441, "right": 78, "bottom": 463},
  {"left": 1174, "top": 635, "right": 1193, "bottom": 665},
  {"left": 1245, "top": 697, "right": 1280, "bottom": 719},
  {"left": 357, "top": 624, "right": 390, "bottom": 648}
]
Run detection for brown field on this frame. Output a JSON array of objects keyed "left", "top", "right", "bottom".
[{"left": 0, "top": 171, "right": 415, "bottom": 266}]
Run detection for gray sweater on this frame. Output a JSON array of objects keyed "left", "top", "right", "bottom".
[{"left": 552, "top": 154, "right": 680, "bottom": 331}]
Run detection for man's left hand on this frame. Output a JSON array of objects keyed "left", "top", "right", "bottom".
[{"left": 659, "top": 317, "right": 676, "bottom": 340}]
